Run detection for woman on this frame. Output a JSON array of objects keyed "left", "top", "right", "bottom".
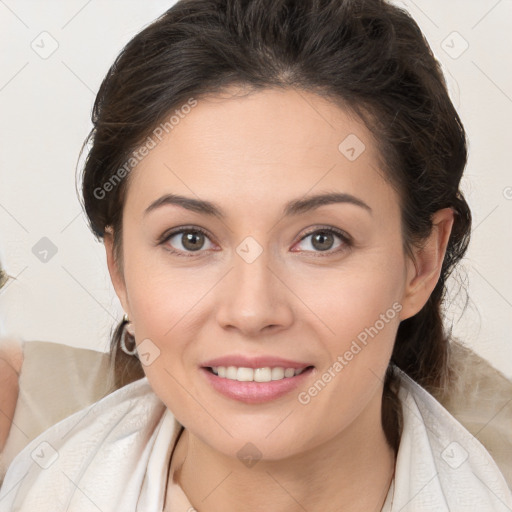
[{"left": 1, "top": 0, "right": 511, "bottom": 510}]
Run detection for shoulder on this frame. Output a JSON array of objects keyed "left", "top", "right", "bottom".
[
  {"left": 432, "top": 340, "right": 512, "bottom": 489},
  {"left": 0, "top": 376, "right": 168, "bottom": 509},
  {"left": 0, "top": 337, "right": 24, "bottom": 377},
  {"left": 392, "top": 366, "right": 512, "bottom": 510},
  {"left": 1, "top": 340, "right": 114, "bottom": 464}
]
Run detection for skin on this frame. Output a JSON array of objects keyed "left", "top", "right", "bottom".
[{"left": 105, "top": 87, "right": 454, "bottom": 512}]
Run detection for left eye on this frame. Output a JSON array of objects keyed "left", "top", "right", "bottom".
[{"left": 294, "top": 228, "right": 350, "bottom": 254}]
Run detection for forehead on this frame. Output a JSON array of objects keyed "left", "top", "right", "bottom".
[{"left": 125, "top": 87, "right": 396, "bottom": 219}]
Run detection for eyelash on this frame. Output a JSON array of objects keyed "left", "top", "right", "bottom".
[{"left": 158, "top": 225, "right": 352, "bottom": 258}]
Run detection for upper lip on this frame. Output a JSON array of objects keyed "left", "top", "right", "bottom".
[{"left": 201, "top": 355, "right": 314, "bottom": 370}]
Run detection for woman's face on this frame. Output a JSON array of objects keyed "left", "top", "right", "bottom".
[{"left": 106, "top": 87, "right": 449, "bottom": 461}]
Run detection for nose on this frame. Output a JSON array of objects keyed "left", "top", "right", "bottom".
[{"left": 215, "top": 246, "right": 294, "bottom": 337}]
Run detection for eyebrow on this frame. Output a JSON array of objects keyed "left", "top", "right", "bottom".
[{"left": 144, "top": 191, "right": 372, "bottom": 219}]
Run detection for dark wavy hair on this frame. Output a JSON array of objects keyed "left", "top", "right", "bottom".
[{"left": 79, "top": 0, "right": 471, "bottom": 451}]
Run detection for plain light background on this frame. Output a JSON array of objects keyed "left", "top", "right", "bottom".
[{"left": 0, "top": 0, "right": 511, "bottom": 378}]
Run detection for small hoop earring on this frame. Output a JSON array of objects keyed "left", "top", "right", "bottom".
[{"left": 120, "top": 314, "right": 138, "bottom": 356}]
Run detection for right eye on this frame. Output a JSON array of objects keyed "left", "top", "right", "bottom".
[{"left": 160, "top": 227, "right": 216, "bottom": 257}]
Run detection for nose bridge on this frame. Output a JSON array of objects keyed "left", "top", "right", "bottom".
[
  {"left": 215, "top": 235, "right": 293, "bottom": 334},
  {"left": 235, "top": 237, "right": 273, "bottom": 295}
]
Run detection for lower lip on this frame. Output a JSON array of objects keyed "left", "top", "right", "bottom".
[{"left": 200, "top": 366, "right": 315, "bottom": 404}]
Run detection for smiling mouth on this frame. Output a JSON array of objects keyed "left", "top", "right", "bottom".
[{"left": 204, "top": 365, "right": 315, "bottom": 383}]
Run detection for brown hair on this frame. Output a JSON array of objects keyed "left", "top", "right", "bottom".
[{"left": 79, "top": 0, "right": 471, "bottom": 450}]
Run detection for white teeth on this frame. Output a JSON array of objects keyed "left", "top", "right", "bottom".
[
  {"left": 210, "top": 365, "right": 308, "bottom": 382},
  {"left": 284, "top": 368, "right": 295, "bottom": 378},
  {"left": 254, "top": 367, "right": 272, "bottom": 382},
  {"left": 271, "top": 367, "right": 284, "bottom": 380},
  {"left": 226, "top": 366, "right": 238, "bottom": 380},
  {"left": 237, "top": 367, "right": 253, "bottom": 382}
]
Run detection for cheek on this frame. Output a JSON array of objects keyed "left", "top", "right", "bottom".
[
  {"left": 305, "top": 279, "right": 400, "bottom": 390},
  {"left": 124, "top": 271, "right": 200, "bottom": 417},
  {"left": 293, "top": 249, "right": 405, "bottom": 344},
  {"left": 291, "top": 248, "right": 404, "bottom": 398},
  {"left": 127, "top": 273, "right": 199, "bottom": 366},
  {"left": 123, "top": 239, "right": 202, "bottom": 336}
]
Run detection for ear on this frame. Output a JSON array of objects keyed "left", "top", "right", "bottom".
[
  {"left": 104, "top": 227, "right": 131, "bottom": 317},
  {"left": 399, "top": 208, "right": 455, "bottom": 321}
]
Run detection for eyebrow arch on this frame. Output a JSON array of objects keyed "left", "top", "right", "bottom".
[{"left": 144, "top": 191, "right": 372, "bottom": 219}]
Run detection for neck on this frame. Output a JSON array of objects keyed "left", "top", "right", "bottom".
[{"left": 169, "top": 391, "right": 396, "bottom": 512}]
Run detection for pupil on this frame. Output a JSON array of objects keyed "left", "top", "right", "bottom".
[
  {"left": 183, "top": 231, "right": 203, "bottom": 251},
  {"left": 313, "top": 232, "right": 333, "bottom": 251}
]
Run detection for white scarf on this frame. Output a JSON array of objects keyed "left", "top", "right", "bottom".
[{"left": 0, "top": 367, "right": 511, "bottom": 511}]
